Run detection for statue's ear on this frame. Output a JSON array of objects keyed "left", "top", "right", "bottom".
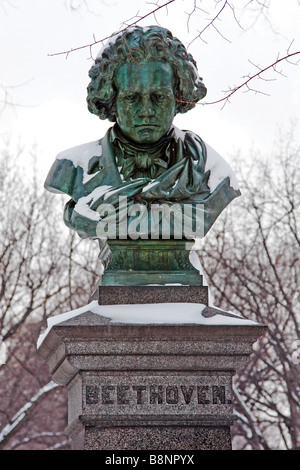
[{"left": 92, "top": 100, "right": 113, "bottom": 121}]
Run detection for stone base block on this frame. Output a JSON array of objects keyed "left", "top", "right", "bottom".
[
  {"left": 37, "top": 295, "right": 266, "bottom": 451},
  {"left": 94, "top": 285, "right": 209, "bottom": 305},
  {"left": 78, "top": 425, "right": 232, "bottom": 451}
]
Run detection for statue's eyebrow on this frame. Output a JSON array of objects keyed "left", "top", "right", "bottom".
[
  {"left": 150, "top": 86, "right": 174, "bottom": 92},
  {"left": 117, "top": 88, "right": 137, "bottom": 94},
  {"left": 118, "top": 85, "right": 173, "bottom": 95}
]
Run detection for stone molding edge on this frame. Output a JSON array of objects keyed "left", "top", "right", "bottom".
[
  {"left": 65, "top": 413, "right": 235, "bottom": 438},
  {"left": 37, "top": 329, "right": 267, "bottom": 390}
]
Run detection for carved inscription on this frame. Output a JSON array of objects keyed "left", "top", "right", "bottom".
[{"left": 85, "top": 384, "right": 231, "bottom": 406}]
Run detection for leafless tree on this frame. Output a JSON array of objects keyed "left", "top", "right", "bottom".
[
  {"left": 0, "top": 322, "right": 70, "bottom": 450},
  {"left": 200, "top": 125, "right": 300, "bottom": 449},
  {"left": 0, "top": 145, "right": 100, "bottom": 449}
]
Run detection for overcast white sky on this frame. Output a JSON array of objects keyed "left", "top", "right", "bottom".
[{"left": 1, "top": 0, "right": 299, "bottom": 181}]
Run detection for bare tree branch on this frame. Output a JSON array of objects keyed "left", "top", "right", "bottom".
[
  {"left": 0, "top": 381, "right": 59, "bottom": 449},
  {"left": 49, "top": 0, "right": 176, "bottom": 59},
  {"left": 203, "top": 49, "right": 300, "bottom": 106},
  {"left": 200, "top": 128, "right": 300, "bottom": 449}
]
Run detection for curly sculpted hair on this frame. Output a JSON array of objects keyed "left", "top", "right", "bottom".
[{"left": 87, "top": 26, "right": 207, "bottom": 122}]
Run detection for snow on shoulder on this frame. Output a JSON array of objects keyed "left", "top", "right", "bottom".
[
  {"left": 204, "top": 143, "right": 239, "bottom": 192},
  {"left": 56, "top": 140, "right": 103, "bottom": 184}
]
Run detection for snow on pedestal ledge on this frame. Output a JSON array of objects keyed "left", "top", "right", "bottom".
[{"left": 37, "top": 301, "right": 258, "bottom": 348}]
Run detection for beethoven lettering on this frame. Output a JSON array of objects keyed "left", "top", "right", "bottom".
[{"left": 85, "top": 384, "right": 232, "bottom": 406}]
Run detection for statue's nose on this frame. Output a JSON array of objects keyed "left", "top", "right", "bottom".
[{"left": 137, "top": 97, "right": 155, "bottom": 117}]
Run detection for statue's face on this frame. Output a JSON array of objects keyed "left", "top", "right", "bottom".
[{"left": 114, "top": 61, "right": 176, "bottom": 144}]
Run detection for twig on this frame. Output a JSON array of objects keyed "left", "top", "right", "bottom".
[
  {"left": 48, "top": 0, "right": 176, "bottom": 58},
  {"left": 186, "top": 0, "right": 230, "bottom": 50},
  {"left": 185, "top": 0, "right": 209, "bottom": 34},
  {"left": 204, "top": 50, "right": 300, "bottom": 106}
]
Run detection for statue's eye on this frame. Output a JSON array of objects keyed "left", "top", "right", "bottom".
[
  {"left": 153, "top": 93, "right": 165, "bottom": 101},
  {"left": 124, "top": 94, "right": 136, "bottom": 102}
]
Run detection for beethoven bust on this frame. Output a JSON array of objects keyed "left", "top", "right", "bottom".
[{"left": 45, "top": 26, "right": 240, "bottom": 240}]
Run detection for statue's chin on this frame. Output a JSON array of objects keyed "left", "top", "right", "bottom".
[{"left": 120, "top": 126, "right": 168, "bottom": 145}]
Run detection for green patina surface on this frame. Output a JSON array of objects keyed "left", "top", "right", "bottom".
[
  {"left": 101, "top": 240, "right": 202, "bottom": 286},
  {"left": 44, "top": 26, "right": 241, "bottom": 286}
]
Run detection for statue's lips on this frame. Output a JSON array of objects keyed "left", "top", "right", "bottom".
[{"left": 135, "top": 124, "right": 159, "bottom": 128}]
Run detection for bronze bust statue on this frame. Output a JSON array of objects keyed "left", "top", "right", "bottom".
[{"left": 44, "top": 26, "right": 240, "bottom": 241}]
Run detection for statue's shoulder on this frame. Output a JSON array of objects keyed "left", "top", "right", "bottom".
[
  {"left": 55, "top": 139, "right": 103, "bottom": 167},
  {"left": 203, "top": 142, "right": 239, "bottom": 193},
  {"left": 44, "top": 139, "right": 104, "bottom": 199},
  {"left": 173, "top": 126, "right": 203, "bottom": 144},
  {"left": 173, "top": 126, "right": 239, "bottom": 193},
  {"left": 173, "top": 126, "right": 206, "bottom": 158}
]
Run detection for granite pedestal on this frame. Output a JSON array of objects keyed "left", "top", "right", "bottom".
[{"left": 37, "top": 286, "right": 266, "bottom": 450}]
